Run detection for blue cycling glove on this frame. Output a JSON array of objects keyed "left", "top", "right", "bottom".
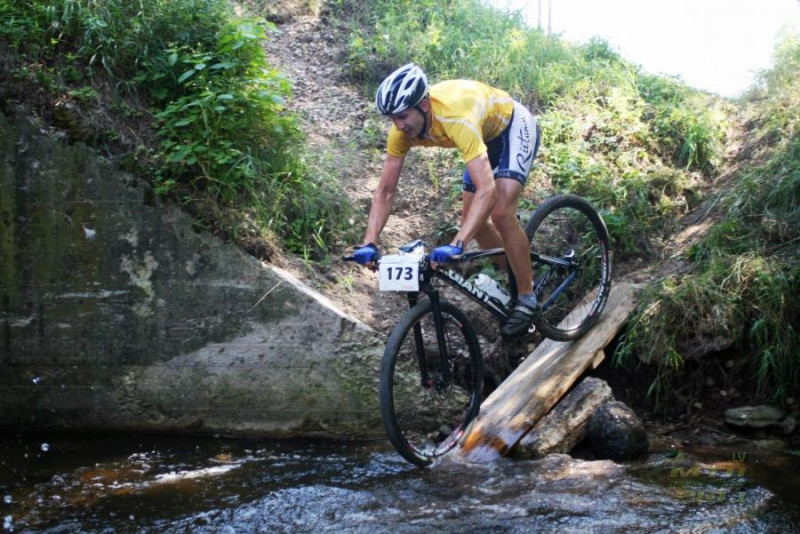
[
  {"left": 431, "top": 242, "right": 463, "bottom": 263},
  {"left": 353, "top": 243, "right": 379, "bottom": 265}
]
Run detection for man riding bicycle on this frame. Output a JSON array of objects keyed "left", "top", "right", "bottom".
[{"left": 352, "top": 63, "right": 541, "bottom": 339}]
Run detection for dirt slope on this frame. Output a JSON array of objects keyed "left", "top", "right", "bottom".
[{"left": 263, "top": 15, "right": 472, "bottom": 336}]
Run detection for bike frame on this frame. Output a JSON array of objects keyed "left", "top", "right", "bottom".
[
  {"left": 404, "top": 246, "right": 578, "bottom": 390},
  {"left": 407, "top": 247, "right": 577, "bottom": 318}
]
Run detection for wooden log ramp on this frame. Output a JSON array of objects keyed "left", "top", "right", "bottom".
[{"left": 455, "top": 282, "right": 641, "bottom": 462}]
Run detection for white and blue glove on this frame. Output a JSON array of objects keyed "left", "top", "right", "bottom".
[
  {"left": 353, "top": 243, "right": 379, "bottom": 265},
  {"left": 430, "top": 242, "right": 463, "bottom": 263}
]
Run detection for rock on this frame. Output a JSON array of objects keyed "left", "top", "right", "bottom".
[
  {"left": 585, "top": 400, "right": 649, "bottom": 462},
  {"left": 781, "top": 416, "right": 796, "bottom": 435},
  {"left": 724, "top": 405, "right": 785, "bottom": 428},
  {"left": 513, "top": 377, "right": 614, "bottom": 459}
]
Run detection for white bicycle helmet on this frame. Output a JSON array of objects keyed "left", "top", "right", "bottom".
[{"left": 375, "top": 63, "right": 429, "bottom": 115}]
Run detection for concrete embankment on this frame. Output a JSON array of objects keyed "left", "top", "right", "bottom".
[{"left": 0, "top": 106, "right": 382, "bottom": 438}]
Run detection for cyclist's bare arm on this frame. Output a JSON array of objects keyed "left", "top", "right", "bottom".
[
  {"left": 363, "top": 154, "right": 404, "bottom": 246},
  {"left": 453, "top": 152, "right": 497, "bottom": 245}
]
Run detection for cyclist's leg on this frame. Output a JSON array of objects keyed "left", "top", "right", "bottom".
[
  {"left": 462, "top": 100, "right": 540, "bottom": 298},
  {"left": 462, "top": 191, "right": 503, "bottom": 243},
  {"left": 462, "top": 176, "right": 508, "bottom": 270},
  {"left": 491, "top": 179, "right": 533, "bottom": 296},
  {"left": 491, "top": 100, "right": 539, "bottom": 297},
  {"left": 492, "top": 101, "right": 540, "bottom": 338}
]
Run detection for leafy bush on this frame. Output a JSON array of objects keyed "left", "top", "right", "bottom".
[
  {"left": 0, "top": 0, "right": 229, "bottom": 78},
  {"left": 152, "top": 20, "right": 297, "bottom": 199},
  {"left": 0, "top": 0, "right": 353, "bottom": 259}
]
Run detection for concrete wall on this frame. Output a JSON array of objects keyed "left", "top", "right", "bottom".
[{"left": 0, "top": 106, "right": 383, "bottom": 438}]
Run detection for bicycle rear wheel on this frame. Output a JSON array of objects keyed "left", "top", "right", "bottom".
[
  {"left": 380, "top": 299, "right": 483, "bottom": 466},
  {"left": 525, "top": 194, "right": 612, "bottom": 341}
]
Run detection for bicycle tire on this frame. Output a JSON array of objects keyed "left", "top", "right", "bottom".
[
  {"left": 379, "top": 299, "right": 483, "bottom": 466},
  {"left": 525, "top": 194, "right": 612, "bottom": 341}
]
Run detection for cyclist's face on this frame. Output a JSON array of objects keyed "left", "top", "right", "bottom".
[{"left": 390, "top": 106, "right": 425, "bottom": 138}]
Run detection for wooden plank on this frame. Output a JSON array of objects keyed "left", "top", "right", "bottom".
[
  {"left": 591, "top": 349, "right": 606, "bottom": 369},
  {"left": 457, "top": 282, "right": 640, "bottom": 462}
]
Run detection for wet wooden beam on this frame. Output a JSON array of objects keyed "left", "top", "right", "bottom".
[
  {"left": 457, "top": 282, "right": 640, "bottom": 462},
  {"left": 513, "top": 376, "right": 614, "bottom": 459}
]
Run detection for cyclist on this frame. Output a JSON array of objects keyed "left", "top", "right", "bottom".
[{"left": 353, "top": 63, "right": 541, "bottom": 339}]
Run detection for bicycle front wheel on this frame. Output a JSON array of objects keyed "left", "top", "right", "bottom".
[
  {"left": 380, "top": 299, "right": 483, "bottom": 467},
  {"left": 526, "top": 194, "right": 612, "bottom": 341}
]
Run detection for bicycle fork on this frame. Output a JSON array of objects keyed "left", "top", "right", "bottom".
[{"left": 407, "top": 291, "right": 452, "bottom": 392}]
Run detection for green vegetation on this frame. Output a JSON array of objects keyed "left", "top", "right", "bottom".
[
  {"left": 616, "top": 32, "right": 800, "bottom": 404},
  {"left": 328, "top": 0, "right": 798, "bottom": 403},
  {"left": 0, "top": 0, "right": 352, "bottom": 259},
  {"left": 2, "top": 0, "right": 797, "bottom": 404},
  {"left": 330, "top": 0, "right": 729, "bottom": 260}
]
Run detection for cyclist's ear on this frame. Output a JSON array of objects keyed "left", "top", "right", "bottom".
[{"left": 418, "top": 97, "right": 430, "bottom": 113}]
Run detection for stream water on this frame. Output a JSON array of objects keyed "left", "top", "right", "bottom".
[{"left": 1, "top": 431, "right": 799, "bottom": 533}]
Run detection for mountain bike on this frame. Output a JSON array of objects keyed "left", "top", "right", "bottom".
[{"left": 346, "top": 194, "right": 612, "bottom": 466}]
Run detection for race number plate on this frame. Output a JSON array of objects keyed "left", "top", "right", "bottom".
[{"left": 378, "top": 254, "right": 421, "bottom": 292}]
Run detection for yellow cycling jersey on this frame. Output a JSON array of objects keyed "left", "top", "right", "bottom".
[{"left": 386, "top": 80, "right": 514, "bottom": 164}]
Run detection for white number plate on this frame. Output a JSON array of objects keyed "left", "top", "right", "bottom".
[{"left": 379, "top": 254, "right": 421, "bottom": 292}]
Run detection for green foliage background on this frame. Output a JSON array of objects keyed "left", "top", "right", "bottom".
[
  {"left": 328, "top": 0, "right": 798, "bottom": 404},
  {"left": 1, "top": 0, "right": 798, "bottom": 403},
  {"left": 615, "top": 32, "right": 800, "bottom": 405},
  {"left": 331, "top": 0, "right": 730, "bottom": 260},
  {"left": 0, "top": 0, "right": 353, "bottom": 259}
]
